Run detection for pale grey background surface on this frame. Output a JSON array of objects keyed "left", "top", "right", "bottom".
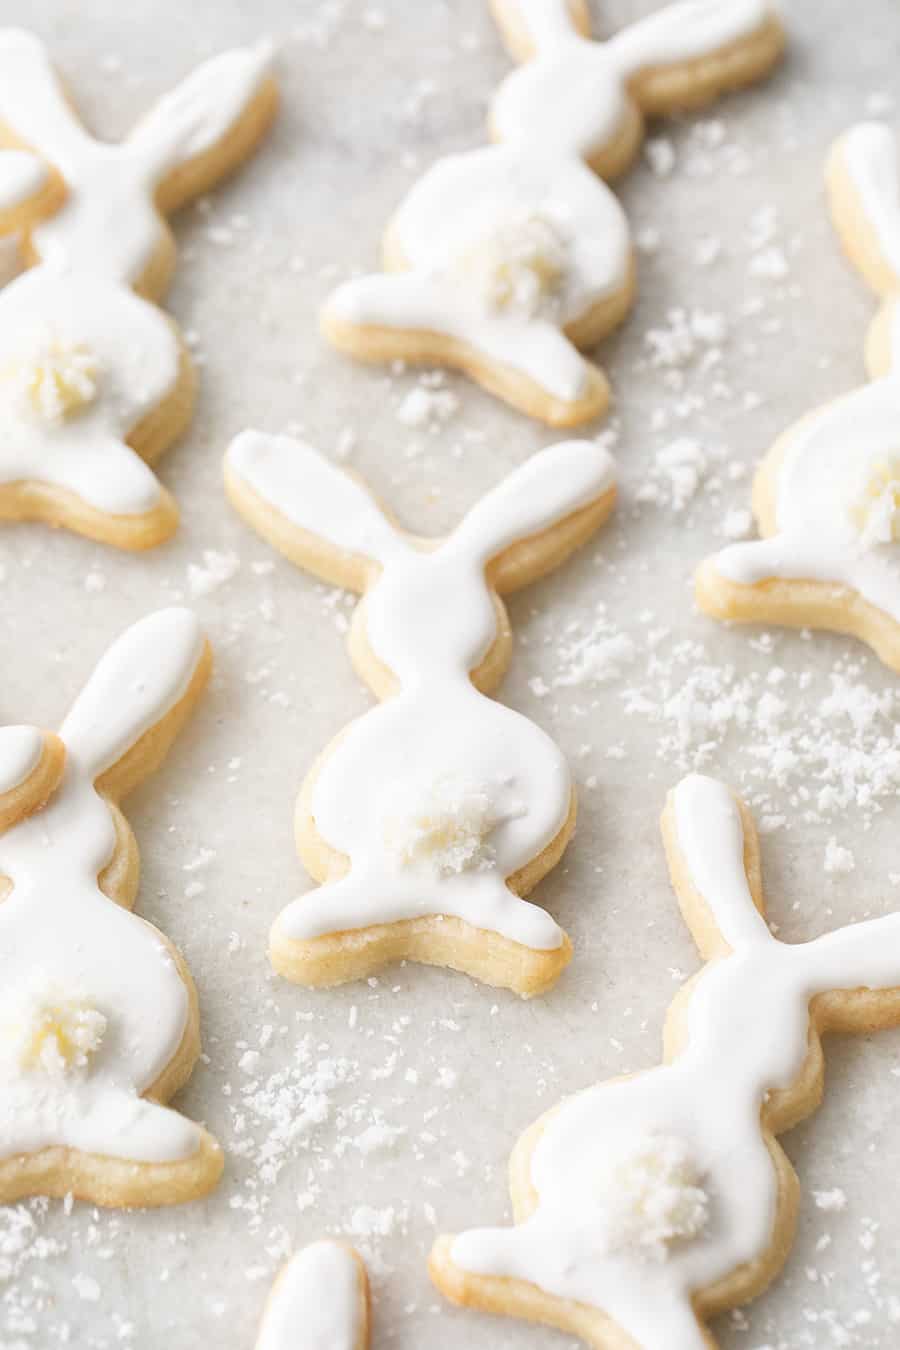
[{"left": 0, "top": 1, "right": 898, "bottom": 1347}]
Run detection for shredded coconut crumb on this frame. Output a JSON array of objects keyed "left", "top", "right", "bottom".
[{"left": 595, "top": 1134, "right": 709, "bottom": 1261}]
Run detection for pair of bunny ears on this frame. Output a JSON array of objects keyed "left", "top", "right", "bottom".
[{"left": 0, "top": 30, "right": 276, "bottom": 293}]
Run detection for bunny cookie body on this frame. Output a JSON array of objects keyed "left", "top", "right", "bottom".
[
  {"left": 431, "top": 774, "right": 900, "bottom": 1348},
  {"left": 0, "top": 29, "right": 277, "bottom": 549},
  {"left": 0, "top": 608, "right": 222, "bottom": 1207},
  {"left": 698, "top": 123, "right": 900, "bottom": 670},
  {"left": 225, "top": 433, "right": 616, "bottom": 995},
  {"left": 323, "top": 0, "right": 783, "bottom": 427}
]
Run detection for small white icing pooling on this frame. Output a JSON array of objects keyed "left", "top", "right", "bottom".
[
  {"left": 226, "top": 432, "right": 616, "bottom": 957},
  {"left": 450, "top": 773, "right": 900, "bottom": 1348},
  {"left": 255, "top": 1242, "right": 366, "bottom": 1350},
  {"left": 0, "top": 725, "right": 43, "bottom": 795},
  {"left": 711, "top": 123, "right": 900, "bottom": 619},
  {"left": 0, "top": 609, "right": 208, "bottom": 1165},
  {"left": 0, "top": 30, "right": 273, "bottom": 530},
  {"left": 325, "top": 0, "right": 776, "bottom": 408}
]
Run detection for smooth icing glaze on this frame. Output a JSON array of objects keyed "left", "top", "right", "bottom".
[
  {"left": 839, "top": 121, "right": 900, "bottom": 279},
  {"left": 0, "top": 269, "right": 178, "bottom": 513},
  {"left": 493, "top": 0, "right": 775, "bottom": 158},
  {"left": 0, "top": 726, "right": 43, "bottom": 795},
  {"left": 0, "top": 609, "right": 207, "bottom": 1164},
  {"left": 226, "top": 431, "right": 616, "bottom": 954},
  {"left": 0, "top": 148, "right": 47, "bottom": 211},
  {"left": 0, "top": 30, "right": 272, "bottom": 530},
  {"left": 711, "top": 123, "right": 900, "bottom": 616},
  {"left": 450, "top": 773, "right": 900, "bottom": 1349},
  {"left": 0, "top": 30, "right": 273, "bottom": 285},
  {"left": 327, "top": 146, "right": 630, "bottom": 403},
  {"left": 256, "top": 1242, "right": 366, "bottom": 1350},
  {"left": 325, "top": 0, "right": 777, "bottom": 406}
]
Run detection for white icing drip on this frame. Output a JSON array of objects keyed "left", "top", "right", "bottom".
[
  {"left": 0, "top": 609, "right": 207, "bottom": 1164},
  {"left": 0, "top": 726, "right": 43, "bottom": 795},
  {"left": 0, "top": 148, "right": 48, "bottom": 211},
  {"left": 255, "top": 1242, "right": 366, "bottom": 1350},
  {"left": 0, "top": 30, "right": 273, "bottom": 532},
  {"left": 451, "top": 774, "right": 900, "bottom": 1348},
  {"left": 840, "top": 121, "right": 900, "bottom": 280},
  {"left": 324, "top": 0, "right": 776, "bottom": 408},
  {"left": 227, "top": 432, "right": 616, "bottom": 954}
]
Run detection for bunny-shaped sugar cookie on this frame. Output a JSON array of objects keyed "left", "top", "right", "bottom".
[
  {"left": 0, "top": 609, "right": 222, "bottom": 1207},
  {"left": 0, "top": 30, "right": 277, "bottom": 549},
  {"left": 225, "top": 433, "right": 616, "bottom": 996},
  {"left": 255, "top": 1241, "right": 370, "bottom": 1350},
  {"left": 322, "top": 0, "right": 784, "bottom": 427},
  {"left": 698, "top": 123, "right": 900, "bottom": 671},
  {"left": 431, "top": 773, "right": 900, "bottom": 1349}
]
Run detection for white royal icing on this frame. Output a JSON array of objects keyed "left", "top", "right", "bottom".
[
  {"left": 0, "top": 608, "right": 208, "bottom": 1164},
  {"left": 256, "top": 1242, "right": 366, "bottom": 1350},
  {"left": 451, "top": 773, "right": 900, "bottom": 1349},
  {"left": 0, "top": 726, "right": 44, "bottom": 795},
  {"left": 493, "top": 0, "right": 775, "bottom": 159},
  {"left": 325, "top": 0, "right": 775, "bottom": 406},
  {"left": 0, "top": 31, "right": 272, "bottom": 528},
  {"left": 0, "top": 30, "right": 273, "bottom": 286},
  {"left": 0, "top": 270, "right": 178, "bottom": 514},
  {"left": 0, "top": 148, "right": 48, "bottom": 212},
  {"left": 711, "top": 124, "right": 900, "bottom": 621},
  {"left": 838, "top": 121, "right": 900, "bottom": 280},
  {"left": 226, "top": 431, "right": 616, "bottom": 955}
]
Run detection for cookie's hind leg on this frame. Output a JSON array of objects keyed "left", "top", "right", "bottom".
[{"left": 269, "top": 872, "right": 570, "bottom": 995}]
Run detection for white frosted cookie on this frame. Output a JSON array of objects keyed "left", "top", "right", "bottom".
[
  {"left": 0, "top": 29, "right": 277, "bottom": 549},
  {"left": 256, "top": 1241, "right": 370, "bottom": 1350},
  {"left": 322, "top": 0, "right": 784, "bottom": 427},
  {"left": 225, "top": 433, "right": 617, "bottom": 996},
  {"left": 431, "top": 772, "right": 900, "bottom": 1348},
  {"left": 697, "top": 122, "right": 900, "bottom": 671},
  {"left": 0, "top": 609, "right": 222, "bottom": 1207}
]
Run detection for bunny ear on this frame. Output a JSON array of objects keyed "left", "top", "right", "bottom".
[
  {"left": 0, "top": 148, "right": 63, "bottom": 236},
  {"left": 126, "top": 40, "right": 276, "bottom": 204},
  {"left": 225, "top": 431, "right": 406, "bottom": 590},
  {"left": 0, "top": 726, "right": 65, "bottom": 832},
  {"left": 449, "top": 440, "right": 616, "bottom": 592},
  {"left": 609, "top": 0, "right": 784, "bottom": 112},
  {"left": 827, "top": 123, "right": 900, "bottom": 297},
  {"left": 255, "top": 1242, "right": 370, "bottom": 1350},
  {"left": 490, "top": 0, "right": 592, "bottom": 60},
  {"left": 663, "top": 774, "right": 771, "bottom": 959},
  {"left": 60, "top": 609, "right": 207, "bottom": 782},
  {"left": 0, "top": 29, "right": 92, "bottom": 165}
]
